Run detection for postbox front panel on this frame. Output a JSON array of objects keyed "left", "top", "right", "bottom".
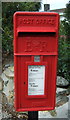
[{"left": 14, "top": 12, "right": 59, "bottom": 111}]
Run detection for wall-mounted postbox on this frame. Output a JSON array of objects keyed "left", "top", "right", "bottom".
[{"left": 13, "top": 12, "right": 59, "bottom": 112}]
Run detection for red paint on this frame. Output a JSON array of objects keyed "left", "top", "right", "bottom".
[{"left": 13, "top": 12, "right": 59, "bottom": 111}]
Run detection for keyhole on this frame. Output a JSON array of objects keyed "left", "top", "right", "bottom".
[{"left": 24, "top": 82, "right": 25, "bottom": 84}]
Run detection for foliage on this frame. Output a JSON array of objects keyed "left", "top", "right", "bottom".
[
  {"left": 58, "top": 1, "right": 70, "bottom": 81},
  {"left": 62, "top": 1, "right": 70, "bottom": 49},
  {"left": 2, "top": 2, "right": 41, "bottom": 54},
  {"left": 58, "top": 36, "right": 70, "bottom": 81}
]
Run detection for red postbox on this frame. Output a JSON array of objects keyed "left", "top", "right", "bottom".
[{"left": 13, "top": 12, "right": 59, "bottom": 112}]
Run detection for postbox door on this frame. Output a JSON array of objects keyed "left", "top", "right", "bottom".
[{"left": 14, "top": 32, "right": 57, "bottom": 111}]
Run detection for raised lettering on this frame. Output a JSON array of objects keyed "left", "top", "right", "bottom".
[{"left": 25, "top": 41, "right": 32, "bottom": 52}]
